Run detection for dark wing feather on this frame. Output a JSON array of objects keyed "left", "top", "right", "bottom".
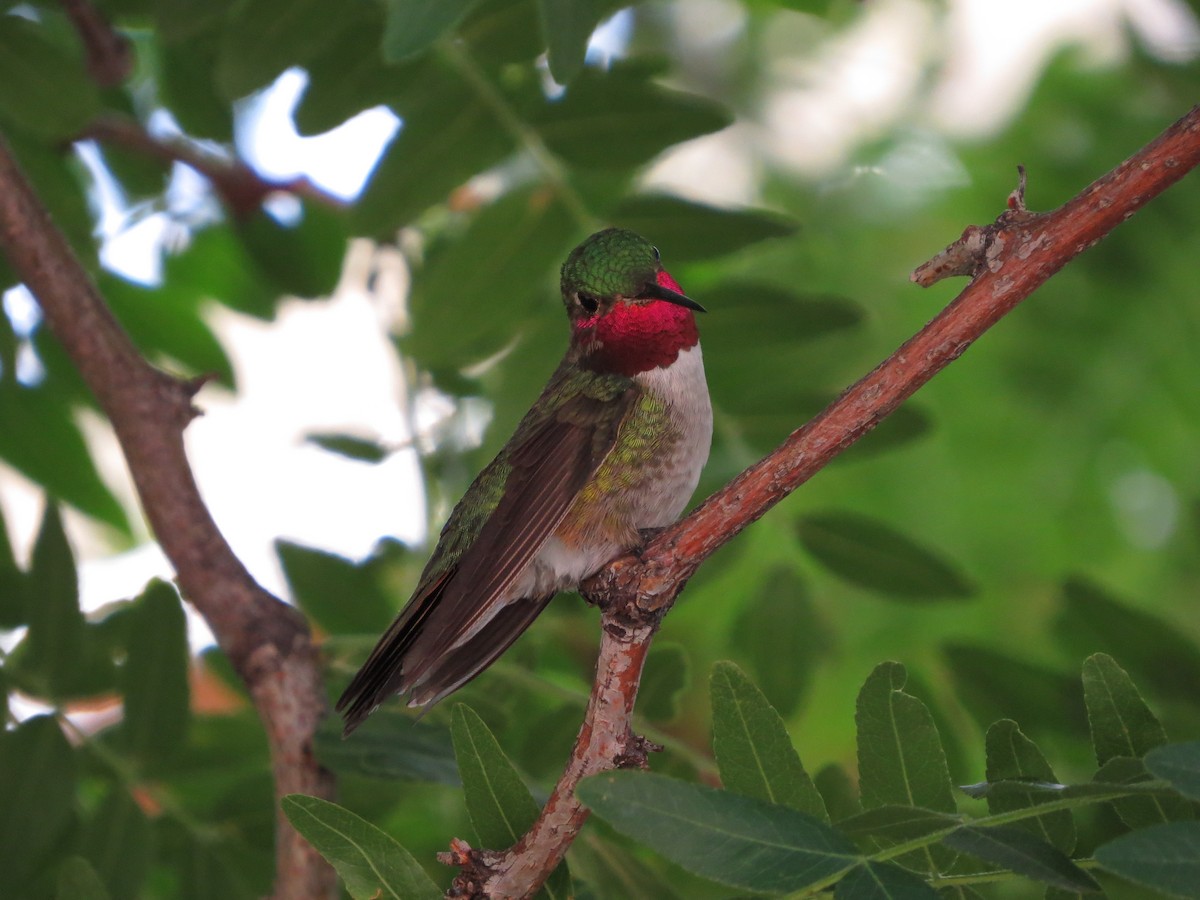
[{"left": 337, "top": 383, "right": 638, "bottom": 733}]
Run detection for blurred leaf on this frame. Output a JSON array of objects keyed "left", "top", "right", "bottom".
[
  {"left": 163, "top": 225, "right": 282, "bottom": 320},
  {"left": 710, "top": 660, "right": 828, "bottom": 821},
  {"left": 305, "top": 432, "right": 390, "bottom": 463},
  {"left": 21, "top": 501, "right": 85, "bottom": 697},
  {"left": 577, "top": 770, "right": 861, "bottom": 894},
  {"left": 157, "top": 817, "right": 264, "bottom": 900},
  {"left": 798, "top": 513, "right": 975, "bottom": 601},
  {"left": 451, "top": 704, "right": 571, "bottom": 899},
  {"left": 1083, "top": 653, "right": 1167, "bottom": 765},
  {"left": 1094, "top": 822, "right": 1200, "bottom": 898},
  {"left": 100, "top": 273, "right": 235, "bottom": 384},
  {"left": 215, "top": 0, "right": 361, "bottom": 99},
  {"left": 278, "top": 538, "right": 417, "bottom": 636},
  {"left": 984, "top": 719, "right": 1076, "bottom": 853},
  {"left": 351, "top": 67, "right": 516, "bottom": 237},
  {"left": 121, "top": 579, "right": 191, "bottom": 767},
  {"left": 534, "top": 67, "right": 731, "bottom": 170},
  {"left": 702, "top": 283, "right": 863, "bottom": 347},
  {"left": 56, "top": 857, "right": 112, "bottom": 900},
  {"left": 0, "top": 16, "right": 100, "bottom": 140},
  {"left": 0, "top": 716, "right": 78, "bottom": 895},
  {"left": 1145, "top": 742, "right": 1200, "bottom": 802},
  {"left": 315, "top": 711, "right": 459, "bottom": 785},
  {"left": 5, "top": 133, "right": 95, "bottom": 259},
  {"left": 236, "top": 204, "right": 347, "bottom": 299},
  {"left": 837, "top": 806, "right": 960, "bottom": 842},
  {"left": 834, "top": 861, "right": 939, "bottom": 899},
  {"left": 159, "top": 35, "right": 234, "bottom": 141},
  {"left": 855, "top": 662, "right": 956, "bottom": 873},
  {"left": 1055, "top": 579, "right": 1200, "bottom": 706},
  {"left": 0, "top": 385, "right": 128, "bottom": 531},
  {"left": 639, "top": 642, "right": 690, "bottom": 723},
  {"left": 381, "top": 0, "right": 480, "bottom": 61},
  {"left": 815, "top": 763, "right": 863, "bottom": 823},
  {"left": 404, "top": 189, "right": 577, "bottom": 369},
  {"left": 282, "top": 795, "right": 441, "bottom": 900},
  {"left": 0, "top": 504, "right": 25, "bottom": 628},
  {"left": 82, "top": 789, "right": 152, "bottom": 900},
  {"left": 539, "top": 0, "right": 609, "bottom": 85},
  {"left": 940, "top": 825, "right": 1099, "bottom": 892},
  {"left": 613, "top": 195, "right": 797, "bottom": 262},
  {"left": 943, "top": 644, "right": 1085, "bottom": 735},
  {"left": 155, "top": 0, "right": 238, "bottom": 43},
  {"left": 729, "top": 568, "right": 831, "bottom": 716}
]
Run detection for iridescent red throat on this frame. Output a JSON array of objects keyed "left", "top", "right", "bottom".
[{"left": 573, "top": 271, "right": 700, "bottom": 377}]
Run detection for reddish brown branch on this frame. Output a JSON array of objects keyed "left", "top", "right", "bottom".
[
  {"left": 59, "top": 0, "right": 132, "bottom": 88},
  {"left": 82, "top": 115, "right": 345, "bottom": 218},
  {"left": 0, "top": 134, "right": 337, "bottom": 898},
  {"left": 460, "top": 105, "right": 1200, "bottom": 898}
]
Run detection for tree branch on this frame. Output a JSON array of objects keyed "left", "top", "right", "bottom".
[
  {"left": 58, "top": 0, "right": 133, "bottom": 88},
  {"left": 457, "top": 105, "right": 1200, "bottom": 898},
  {"left": 0, "top": 133, "right": 337, "bottom": 899}
]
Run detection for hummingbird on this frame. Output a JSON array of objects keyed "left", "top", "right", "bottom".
[{"left": 337, "top": 228, "right": 712, "bottom": 734}]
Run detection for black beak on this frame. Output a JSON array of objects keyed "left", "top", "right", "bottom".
[{"left": 645, "top": 282, "right": 706, "bottom": 313}]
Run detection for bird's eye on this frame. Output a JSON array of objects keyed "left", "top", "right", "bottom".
[{"left": 577, "top": 292, "right": 599, "bottom": 313}]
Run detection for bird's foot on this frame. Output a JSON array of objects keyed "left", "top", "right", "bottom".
[{"left": 636, "top": 526, "right": 666, "bottom": 551}]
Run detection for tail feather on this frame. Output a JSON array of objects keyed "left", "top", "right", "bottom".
[{"left": 337, "top": 587, "right": 555, "bottom": 736}]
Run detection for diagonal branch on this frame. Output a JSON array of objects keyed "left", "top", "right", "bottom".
[
  {"left": 456, "top": 104, "right": 1200, "bottom": 898},
  {"left": 0, "top": 133, "right": 337, "bottom": 899}
]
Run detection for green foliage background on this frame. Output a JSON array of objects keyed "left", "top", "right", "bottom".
[{"left": 1, "top": 0, "right": 1200, "bottom": 896}]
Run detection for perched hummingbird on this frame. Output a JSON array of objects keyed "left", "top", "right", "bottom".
[{"left": 337, "top": 228, "right": 712, "bottom": 734}]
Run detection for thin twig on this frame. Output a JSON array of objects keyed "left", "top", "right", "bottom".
[
  {"left": 461, "top": 104, "right": 1200, "bottom": 899},
  {"left": 58, "top": 0, "right": 132, "bottom": 87},
  {"left": 0, "top": 132, "right": 338, "bottom": 899},
  {"left": 81, "top": 115, "right": 346, "bottom": 218}
]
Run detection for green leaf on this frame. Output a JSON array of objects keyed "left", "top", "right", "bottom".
[
  {"left": 539, "top": 0, "right": 607, "bottom": 85},
  {"left": 236, "top": 204, "right": 347, "bottom": 299},
  {"left": 941, "top": 825, "right": 1100, "bottom": 892},
  {"left": 576, "top": 771, "right": 861, "bottom": 894},
  {"left": 639, "top": 642, "right": 690, "bottom": 723},
  {"left": 1056, "top": 579, "right": 1200, "bottom": 707},
  {"left": 942, "top": 644, "right": 1084, "bottom": 735},
  {"left": 613, "top": 195, "right": 797, "bottom": 262},
  {"left": 798, "top": 513, "right": 974, "bottom": 601},
  {"left": 0, "top": 716, "right": 79, "bottom": 895},
  {"left": 82, "top": 789, "right": 152, "bottom": 900},
  {"left": 121, "top": 579, "right": 191, "bottom": 767},
  {"left": 984, "top": 719, "right": 1076, "bottom": 853},
  {"left": 0, "top": 384, "right": 128, "bottom": 531},
  {"left": 403, "top": 189, "right": 577, "bottom": 369},
  {"left": 350, "top": 66, "right": 516, "bottom": 236},
  {"left": 305, "top": 432, "right": 390, "bottom": 463},
  {"left": 1145, "top": 742, "right": 1200, "bottom": 801},
  {"left": 837, "top": 806, "right": 960, "bottom": 842},
  {"left": 534, "top": 68, "right": 731, "bottom": 169},
  {"left": 834, "top": 861, "right": 939, "bottom": 899},
  {"left": 163, "top": 225, "right": 282, "bottom": 320},
  {"left": 0, "top": 16, "right": 100, "bottom": 140},
  {"left": 277, "top": 539, "right": 413, "bottom": 636},
  {"left": 22, "top": 501, "right": 85, "bottom": 697},
  {"left": 710, "top": 660, "right": 828, "bottom": 821},
  {"left": 1082, "top": 653, "right": 1167, "bottom": 765},
  {"left": 815, "top": 762, "right": 864, "bottom": 823},
  {"left": 282, "top": 794, "right": 441, "bottom": 900},
  {"left": 381, "top": 0, "right": 480, "bottom": 61},
  {"left": 855, "top": 662, "right": 956, "bottom": 873},
  {"left": 1093, "top": 755, "right": 1192, "bottom": 830},
  {"left": 56, "top": 857, "right": 112, "bottom": 900},
  {"left": 215, "top": 0, "right": 362, "bottom": 99},
  {"left": 314, "top": 711, "right": 459, "bottom": 785},
  {"left": 159, "top": 35, "right": 235, "bottom": 141},
  {"left": 728, "top": 569, "right": 832, "bottom": 717},
  {"left": 0, "top": 504, "right": 27, "bottom": 628},
  {"left": 451, "top": 704, "right": 571, "bottom": 899},
  {"left": 1094, "top": 821, "right": 1200, "bottom": 898}
]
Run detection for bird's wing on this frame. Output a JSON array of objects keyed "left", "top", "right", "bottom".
[{"left": 337, "top": 373, "right": 638, "bottom": 730}]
